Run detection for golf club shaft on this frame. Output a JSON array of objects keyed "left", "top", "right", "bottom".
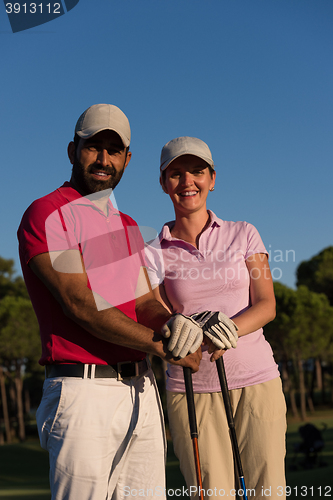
[
  {"left": 183, "top": 366, "right": 204, "bottom": 500},
  {"left": 216, "top": 357, "right": 248, "bottom": 500}
]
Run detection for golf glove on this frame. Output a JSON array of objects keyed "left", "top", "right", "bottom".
[
  {"left": 191, "top": 311, "right": 238, "bottom": 350},
  {"left": 161, "top": 314, "right": 203, "bottom": 359}
]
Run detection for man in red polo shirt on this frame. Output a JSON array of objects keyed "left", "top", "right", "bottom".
[{"left": 18, "top": 104, "right": 202, "bottom": 500}]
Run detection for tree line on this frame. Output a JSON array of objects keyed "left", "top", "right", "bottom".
[
  {"left": 1, "top": 247, "right": 333, "bottom": 443},
  {"left": 265, "top": 246, "right": 333, "bottom": 421},
  {"left": 0, "top": 257, "right": 42, "bottom": 444}
]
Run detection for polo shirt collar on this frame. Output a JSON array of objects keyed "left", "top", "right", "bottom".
[
  {"left": 159, "top": 210, "right": 222, "bottom": 242},
  {"left": 207, "top": 210, "right": 222, "bottom": 228},
  {"left": 57, "top": 182, "right": 82, "bottom": 203},
  {"left": 57, "top": 182, "right": 118, "bottom": 215}
]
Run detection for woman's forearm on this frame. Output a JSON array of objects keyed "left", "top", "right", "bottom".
[{"left": 232, "top": 298, "right": 276, "bottom": 337}]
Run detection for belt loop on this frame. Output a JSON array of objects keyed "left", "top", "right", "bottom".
[
  {"left": 83, "top": 364, "right": 89, "bottom": 379},
  {"left": 116, "top": 362, "right": 123, "bottom": 381},
  {"left": 90, "top": 364, "right": 96, "bottom": 379}
]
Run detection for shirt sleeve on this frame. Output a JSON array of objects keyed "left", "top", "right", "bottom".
[
  {"left": 144, "top": 237, "right": 165, "bottom": 289},
  {"left": 18, "top": 197, "right": 80, "bottom": 268},
  {"left": 244, "top": 222, "right": 268, "bottom": 260}
]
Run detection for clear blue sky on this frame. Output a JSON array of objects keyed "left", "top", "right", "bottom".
[{"left": 1, "top": 0, "right": 332, "bottom": 288}]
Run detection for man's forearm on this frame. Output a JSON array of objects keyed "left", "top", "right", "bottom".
[
  {"left": 29, "top": 253, "right": 201, "bottom": 371},
  {"left": 66, "top": 299, "right": 200, "bottom": 370},
  {"left": 64, "top": 291, "right": 164, "bottom": 354},
  {"left": 135, "top": 298, "right": 172, "bottom": 332}
]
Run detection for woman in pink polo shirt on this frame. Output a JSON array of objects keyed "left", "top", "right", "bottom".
[{"left": 146, "top": 137, "right": 286, "bottom": 500}]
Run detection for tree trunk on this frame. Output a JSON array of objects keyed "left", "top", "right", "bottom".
[
  {"left": 307, "top": 393, "right": 315, "bottom": 413},
  {"left": 14, "top": 367, "right": 25, "bottom": 442},
  {"left": 281, "top": 361, "right": 299, "bottom": 419},
  {"left": 309, "top": 359, "right": 316, "bottom": 405},
  {"left": 322, "top": 365, "right": 327, "bottom": 404},
  {"left": 330, "top": 362, "right": 333, "bottom": 404},
  {"left": 0, "top": 367, "right": 11, "bottom": 444},
  {"left": 315, "top": 358, "right": 322, "bottom": 391},
  {"left": 307, "top": 360, "right": 316, "bottom": 413},
  {"left": 24, "top": 388, "right": 30, "bottom": 415},
  {"left": 9, "top": 382, "right": 16, "bottom": 410},
  {"left": 297, "top": 357, "right": 307, "bottom": 421},
  {"left": 290, "top": 388, "right": 300, "bottom": 420}
]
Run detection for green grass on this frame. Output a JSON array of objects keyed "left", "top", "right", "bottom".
[
  {"left": 284, "top": 412, "right": 333, "bottom": 500},
  {"left": 0, "top": 412, "right": 332, "bottom": 500},
  {"left": 0, "top": 440, "right": 50, "bottom": 499}
]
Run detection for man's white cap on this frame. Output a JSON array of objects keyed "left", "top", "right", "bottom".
[
  {"left": 160, "top": 136, "right": 214, "bottom": 173},
  {"left": 75, "top": 104, "right": 131, "bottom": 147}
]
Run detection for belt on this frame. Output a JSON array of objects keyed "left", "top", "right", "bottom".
[{"left": 45, "top": 358, "right": 149, "bottom": 381}]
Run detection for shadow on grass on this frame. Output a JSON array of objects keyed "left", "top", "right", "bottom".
[
  {"left": 0, "top": 440, "right": 50, "bottom": 500},
  {"left": 166, "top": 439, "right": 187, "bottom": 494},
  {"left": 285, "top": 416, "right": 333, "bottom": 500},
  {"left": 0, "top": 413, "right": 332, "bottom": 500}
]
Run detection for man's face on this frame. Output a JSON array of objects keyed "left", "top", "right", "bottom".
[{"left": 68, "top": 130, "right": 131, "bottom": 196}]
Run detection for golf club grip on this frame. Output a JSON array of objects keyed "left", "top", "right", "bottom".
[
  {"left": 183, "top": 366, "right": 198, "bottom": 438},
  {"left": 216, "top": 357, "right": 235, "bottom": 427},
  {"left": 216, "top": 357, "right": 246, "bottom": 479}
]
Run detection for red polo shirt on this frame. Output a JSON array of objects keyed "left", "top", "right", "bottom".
[{"left": 17, "top": 182, "right": 146, "bottom": 365}]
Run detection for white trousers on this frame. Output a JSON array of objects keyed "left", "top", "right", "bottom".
[{"left": 36, "top": 368, "right": 166, "bottom": 500}]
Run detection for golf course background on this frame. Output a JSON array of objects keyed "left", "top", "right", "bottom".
[{"left": 0, "top": 410, "right": 332, "bottom": 500}]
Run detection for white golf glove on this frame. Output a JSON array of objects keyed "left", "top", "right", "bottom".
[
  {"left": 191, "top": 311, "right": 238, "bottom": 350},
  {"left": 161, "top": 314, "right": 203, "bottom": 359}
]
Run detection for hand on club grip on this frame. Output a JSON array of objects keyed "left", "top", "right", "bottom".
[
  {"left": 161, "top": 314, "right": 203, "bottom": 359},
  {"left": 193, "top": 311, "right": 238, "bottom": 350}
]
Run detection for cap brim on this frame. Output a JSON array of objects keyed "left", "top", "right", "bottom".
[
  {"left": 76, "top": 127, "right": 130, "bottom": 148},
  {"left": 160, "top": 153, "right": 214, "bottom": 172}
]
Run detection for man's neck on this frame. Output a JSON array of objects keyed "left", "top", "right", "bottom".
[
  {"left": 87, "top": 191, "right": 112, "bottom": 216},
  {"left": 69, "top": 178, "right": 111, "bottom": 216}
]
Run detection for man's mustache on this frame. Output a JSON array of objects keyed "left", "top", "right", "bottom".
[{"left": 89, "top": 163, "right": 117, "bottom": 176}]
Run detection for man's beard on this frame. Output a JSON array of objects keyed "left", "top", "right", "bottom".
[{"left": 72, "top": 158, "right": 125, "bottom": 195}]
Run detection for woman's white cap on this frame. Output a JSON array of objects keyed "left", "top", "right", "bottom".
[
  {"left": 160, "top": 136, "right": 214, "bottom": 173},
  {"left": 75, "top": 104, "right": 131, "bottom": 147}
]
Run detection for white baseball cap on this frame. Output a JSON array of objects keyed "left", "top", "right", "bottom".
[
  {"left": 75, "top": 104, "right": 131, "bottom": 147},
  {"left": 160, "top": 136, "right": 214, "bottom": 173}
]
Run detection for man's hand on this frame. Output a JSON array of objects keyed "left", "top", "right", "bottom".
[
  {"left": 161, "top": 314, "right": 203, "bottom": 359},
  {"left": 204, "top": 338, "right": 226, "bottom": 362},
  {"left": 192, "top": 311, "right": 238, "bottom": 350},
  {"left": 168, "top": 348, "right": 202, "bottom": 373}
]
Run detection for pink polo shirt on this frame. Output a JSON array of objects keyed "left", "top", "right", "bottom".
[
  {"left": 18, "top": 182, "right": 146, "bottom": 366},
  {"left": 145, "top": 211, "right": 279, "bottom": 392}
]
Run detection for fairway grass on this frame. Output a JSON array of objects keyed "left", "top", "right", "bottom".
[
  {"left": 0, "top": 440, "right": 50, "bottom": 500},
  {"left": 284, "top": 412, "right": 333, "bottom": 500},
  {"left": 0, "top": 491, "right": 50, "bottom": 498},
  {"left": 0, "top": 411, "right": 332, "bottom": 500}
]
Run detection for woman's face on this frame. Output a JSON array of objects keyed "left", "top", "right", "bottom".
[{"left": 162, "top": 154, "right": 216, "bottom": 216}]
